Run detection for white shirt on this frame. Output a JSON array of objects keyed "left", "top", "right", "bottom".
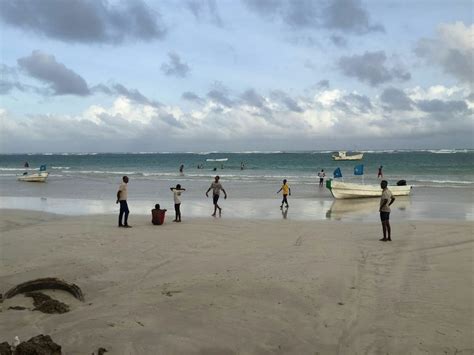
[
  {"left": 380, "top": 188, "right": 393, "bottom": 212},
  {"left": 173, "top": 189, "right": 182, "bottom": 204},
  {"left": 118, "top": 182, "right": 128, "bottom": 201}
]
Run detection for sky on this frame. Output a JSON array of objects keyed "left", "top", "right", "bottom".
[{"left": 0, "top": 0, "right": 473, "bottom": 153}]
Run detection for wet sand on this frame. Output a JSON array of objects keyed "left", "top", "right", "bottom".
[{"left": 0, "top": 210, "right": 473, "bottom": 354}]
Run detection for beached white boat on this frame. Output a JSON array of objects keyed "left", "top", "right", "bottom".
[
  {"left": 17, "top": 172, "right": 49, "bottom": 182},
  {"left": 206, "top": 158, "right": 228, "bottom": 162},
  {"left": 332, "top": 151, "right": 364, "bottom": 161},
  {"left": 326, "top": 179, "right": 411, "bottom": 199}
]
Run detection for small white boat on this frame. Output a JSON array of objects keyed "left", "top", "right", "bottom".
[
  {"left": 332, "top": 151, "right": 364, "bottom": 161},
  {"left": 17, "top": 172, "right": 49, "bottom": 182},
  {"left": 326, "top": 179, "right": 411, "bottom": 199},
  {"left": 206, "top": 158, "right": 228, "bottom": 162}
]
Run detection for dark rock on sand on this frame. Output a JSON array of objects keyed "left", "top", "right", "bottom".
[
  {"left": 25, "top": 292, "right": 69, "bottom": 314},
  {"left": 0, "top": 342, "right": 12, "bottom": 355},
  {"left": 15, "top": 335, "right": 61, "bottom": 355}
]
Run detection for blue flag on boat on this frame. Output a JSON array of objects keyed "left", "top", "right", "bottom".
[
  {"left": 333, "top": 167, "right": 342, "bottom": 178},
  {"left": 354, "top": 164, "right": 364, "bottom": 175}
]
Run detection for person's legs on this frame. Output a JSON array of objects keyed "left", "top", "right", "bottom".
[
  {"left": 174, "top": 204, "right": 179, "bottom": 221},
  {"left": 283, "top": 194, "right": 289, "bottom": 207},
  {"left": 119, "top": 201, "right": 125, "bottom": 226},
  {"left": 379, "top": 212, "right": 388, "bottom": 241},
  {"left": 177, "top": 203, "right": 181, "bottom": 222},
  {"left": 123, "top": 201, "right": 130, "bottom": 227},
  {"left": 212, "top": 195, "right": 219, "bottom": 216},
  {"left": 386, "top": 219, "right": 391, "bottom": 241}
]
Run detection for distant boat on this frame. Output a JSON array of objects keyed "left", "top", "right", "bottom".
[
  {"left": 326, "top": 179, "right": 412, "bottom": 199},
  {"left": 17, "top": 172, "right": 49, "bottom": 182},
  {"left": 206, "top": 158, "right": 228, "bottom": 162},
  {"left": 332, "top": 151, "right": 364, "bottom": 161}
]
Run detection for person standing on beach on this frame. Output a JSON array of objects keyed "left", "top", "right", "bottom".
[
  {"left": 277, "top": 179, "right": 291, "bottom": 209},
  {"left": 116, "top": 176, "right": 131, "bottom": 228},
  {"left": 171, "top": 184, "right": 185, "bottom": 222},
  {"left": 379, "top": 180, "right": 395, "bottom": 241},
  {"left": 378, "top": 165, "right": 383, "bottom": 178},
  {"left": 318, "top": 169, "right": 326, "bottom": 187},
  {"left": 206, "top": 176, "right": 227, "bottom": 217}
]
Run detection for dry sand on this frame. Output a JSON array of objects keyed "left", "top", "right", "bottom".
[{"left": 0, "top": 209, "right": 472, "bottom": 354}]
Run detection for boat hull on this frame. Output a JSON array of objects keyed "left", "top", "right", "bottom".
[
  {"left": 326, "top": 179, "right": 411, "bottom": 199},
  {"left": 332, "top": 153, "right": 364, "bottom": 161},
  {"left": 17, "top": 172, "right": 49, "bottom": 182}
]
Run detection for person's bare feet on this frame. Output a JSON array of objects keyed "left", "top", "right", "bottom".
[
  {"left": 379, "top": 238, "right": 387, "bottom": 241},
  {"left": 211, "top": 213, "right": 216, "bottom": 217}
]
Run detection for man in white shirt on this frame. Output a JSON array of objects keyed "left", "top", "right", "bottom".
[
  {"left": 379, "top": 180, "right": 395, "bottom": 241},
  {"left": 317, "top": 169, "right": 326, "bottom": 187},
  {"left": 116, "top": 176, "right": 131, "bottom": 228}
]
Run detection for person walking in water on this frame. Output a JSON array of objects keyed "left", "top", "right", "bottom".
[
  {"left": 179, "top": 164, "right": 184, "bottom": 175},
  {"left": 277, "top": 179, "right": 291, "bottom": 209},
  {"left": 378, "top": 165, "right": 383, "bottom": 178},
  {"left": 379, "top": 180, "right": 395, "bottom": 241},
  {"left": 206, "top": 175, "right": 227, "bottom": 217},
  {"left": 170, "top": 184, "right": 185, "bottom": 222},
  {"left": 116, "top": 176, "right": 131, "bottom": 228},
  {"left": 317, "top": 169, "right": 326, "bottom": 187}
]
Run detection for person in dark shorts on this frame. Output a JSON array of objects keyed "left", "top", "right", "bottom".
[
  {"left": 277, "top": 179, "right": 291, "bottom": 208},
  {"left": 171, "top": 184, "right": 185, "bottom": 222},
  {"left": 206, "top": 176, "right": 227, "bottom": 217},
  {"left": 116, "top": 176, "right": 131, "bottom": 228},
  {"left": 317, "top": 169, "right": 325, "bottom": 187},
  {"left": 378, "top": 165, "right": 383, "bottom": 178},
  {"left": 379, "top": 180, "right": 395, "bottom": 241}
]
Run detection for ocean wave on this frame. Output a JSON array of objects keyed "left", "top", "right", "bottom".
[{"left": 52, "top": 166, "right": 71, "bottom": 169}]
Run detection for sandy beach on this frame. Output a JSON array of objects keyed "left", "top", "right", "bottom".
[{"left": 0, "top": 210, "right": 472, "bottom": 354}]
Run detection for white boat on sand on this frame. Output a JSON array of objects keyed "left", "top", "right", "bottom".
[
  {"left": 326, "top": 179, "right": 412, "bottom": 199},
  {"left": 332, "top": 151, "right": 364, "bottom": 161}
]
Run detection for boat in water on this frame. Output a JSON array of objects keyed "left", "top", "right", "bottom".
[
  {"left": 17, "top": 172, "right": 49, "bottom": 182},
  {"left": 332, "top": 151, "right": 364, "bottom": 161},
  {"left": 17, "top": 164, "right": 49, "bottom": 182},
  {"left": 326, "top": 179, "right": 412, "bottom": 199}
]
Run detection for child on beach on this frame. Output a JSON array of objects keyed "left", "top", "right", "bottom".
[
  {"left": 170, "top": 184, "right": 186, "bottom": 222},
  {"left": 277, "top": 179, "right": 291, "bottom": 209}
]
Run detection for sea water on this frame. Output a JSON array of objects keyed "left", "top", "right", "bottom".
[{"left": 0, "top": 150, "right": 472, "bottom": 221}]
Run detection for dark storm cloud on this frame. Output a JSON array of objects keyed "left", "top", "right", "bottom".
[
  {"left": 182, "top": 91, "right": 203, "bottom": 102},
  {"left": 380, "top": 87, "right": 413, "bottom": 111},
  {"left": 338, "top": 51, "right": 411, "bottom": 86},
  {"left": 242, "top": 0, "right": 383, "bottom": 34},
  {"left": 160, "top": 113, "right": 186, "bottom": 128},
  {"left": 0, "top": 0, "right": 166, "bottom": 44},
  {"left": 270, "top": 90, "right": 303, "bottom": 112},
  {"left": 92, "top": 83, "right": 161, "bottom": 108},
  {"left": 161, "top": 52, "right": 190, "bottom": 78},
  {"left": 17, "top": 50, "right": 90, "bottom": 96},
  {"left": 186, "top": 0, "right": 223, "bottom": 27},
  {"left": 416, "top": 99, "right": 469, "bottom": 114},
  {"left": 240, "top": 89, "right": 266, "bottom": 108}
]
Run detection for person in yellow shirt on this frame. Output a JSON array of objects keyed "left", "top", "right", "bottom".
[{"left": 276, "top": 179, "right": 291, "bottom": 209}]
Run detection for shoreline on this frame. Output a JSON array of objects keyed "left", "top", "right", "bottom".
[{"left": 1, "top": 210, "right": 472, "bottom": 354}]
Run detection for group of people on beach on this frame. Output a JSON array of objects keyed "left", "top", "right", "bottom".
[{"left": 116, "top": 170, "right": 396, "bottom": 241}]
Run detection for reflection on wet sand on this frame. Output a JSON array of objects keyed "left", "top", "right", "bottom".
[{"left": 326, "top": 197, "right": 411, "bottom": 221}]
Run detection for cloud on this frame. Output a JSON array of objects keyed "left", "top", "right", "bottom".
[
  {"left": 330, "top": 35, "right": 347, "bottom": 47},
  {"left": 415, "top": 22, "right": 473, "bottom": 83},
  {"left": 1, "top": 84, "right": 473, "bottom": 152},
  {"left": 317, "top": 80, "right": 330, "bottom": 89},
  {"left": 416, "top": 99, "right": 469, "bottom": 114},
  {"left": 0, "top": 0, "right": 166, "bottom": 44},
  {"left": 207, "top": 82, "right": 234, "bottom": 107},
  {"left": 161, "top": 52, "right": 190, "bottom": 78},
  {"left": 17, "top": 50, "right": 90, "bottom": 96},
  {"left": 92, "top": 83, "right": 161, "bottom": 108},
  {"left": 242, "top": 0, "right": 383, "bottom": 34},
  {"left": 322, "top": 0, "right": 384, "bottom": 34},
  {"left": 182, "top": 91, "right": 203, "bottom": 102},
  {"left": 380, "top": 87, "right": 413, "bottom": 111},
  {"left": 338, "top": 51, "right": 411, "bottom": 86},
  {"left": 186, "top": 0, "right": 223, "bottom": 27}
]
